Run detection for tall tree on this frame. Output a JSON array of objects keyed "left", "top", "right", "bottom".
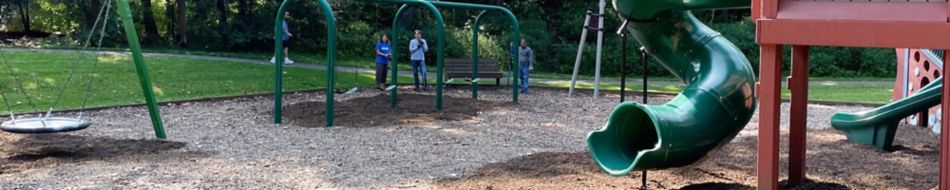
[
  {"left": 16, "top": 1, "right": 30, "bottom": 32},
  {"left": 164, "top": 0, "right": 176, "bottom": 42},
  {"left": 215, "top": 0, "right": 230, "bottom": 47},
  {"left": 140, "top": 0, "right": 161, "bottom": 43},
  {"left": 176, "top": 0, "right": 187, "bottom": 45},
  {"left": 83, "top": 0, "right": 102, "bottom": 33}
]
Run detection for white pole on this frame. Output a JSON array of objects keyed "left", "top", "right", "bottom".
[
  {"left": 568, "top": 11, "right": 593, "bottom": 97},
  {"left": 593, "top": 0, "right": 606, "bottom": 98}
]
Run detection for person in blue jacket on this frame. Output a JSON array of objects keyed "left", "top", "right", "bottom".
[
  {"left": 375, "top": 34, "right": 392, "bottom": 90},
  {"left": 409, "top": 29, "right": 429, "bottom": 91}
]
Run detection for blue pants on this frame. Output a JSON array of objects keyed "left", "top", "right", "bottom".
[
  {"left": 520, "top": 65, "right": 530, "bottom": 92},
  {"left": 411, "top": 60, "right": 428, "bottom": 88}
]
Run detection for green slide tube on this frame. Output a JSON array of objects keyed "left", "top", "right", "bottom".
[
  {"left": 831, "top": 78, "right": 942, "bottom": 150},
  {"left": 586, "top": 0, "right": 757, "bottom": 176}
]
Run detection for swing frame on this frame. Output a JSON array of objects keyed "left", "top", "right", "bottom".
[{"left": 0, "top": 0, "right": 166, "bottom": 138}]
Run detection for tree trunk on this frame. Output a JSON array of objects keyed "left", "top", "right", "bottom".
[
  {"left": 176, "top": 0, "right": 187, "bottom": 45},
  {"left": 237, "top": 0, "right": 250, "bottom": 20},
  {"left": 164, "top": 0, "right": 175, "bottom": 42},
  {"left": 140, "top": 0, "right": 161, "bottom": 43},
  {"left": 17, "top": 2, "right": 30, "bottom": 32},
  {"left": 215, "top": 0, "right": 230, "bottom": 47},
  {"left": 84, "top": 0, "right": 101, "bottom": 34}
]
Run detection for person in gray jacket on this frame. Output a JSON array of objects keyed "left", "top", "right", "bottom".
[
  {"left": 518, "top": 39, "right": 534, "bottom": 93},
  {"left": 409, "top": 30, "right": 429, "bottom": 91}
]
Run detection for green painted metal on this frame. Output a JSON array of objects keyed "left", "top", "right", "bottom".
[
  {"left": 472, "top": 10, "right": 488, "bottom": 99},
  {"left": 383, "top": 0, "right": 521, "bottom": 107},
  {"left": 832, "top": 78, "right": 943, "bottom": 150},
  {"left": 420, "top": 1, "right": 521, "bottom": 103},
  {"left": 116, "top": 0, "right": 167, "bottom": 139},
  {"left": 586, "top": 1, "right": 757, "bottom": 175},
  {"left": 273, "top": 0, "right": 336, "bottom": 127},
  {"left": 387, "top": 1, "right": 446, "bottom": 110}
]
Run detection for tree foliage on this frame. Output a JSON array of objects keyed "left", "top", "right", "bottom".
[{"left": 0, "top": 0, "right": 897, "bottom": 77}]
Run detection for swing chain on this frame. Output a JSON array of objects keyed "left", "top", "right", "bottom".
[
  {"left": 78, "top": 0, "right": 113, "bottom": 119},
  {"left": 48, "top": 0, "right": 112, "bottom": 118},
  {"left": 0, "top": 47, "right": 38, "bottom": 113}
]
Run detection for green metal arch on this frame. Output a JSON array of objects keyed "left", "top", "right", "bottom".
[
  {"left": 427, "top": 1, "right": 522, "bottom": 103},
  {"left": 272, "top": 0, "right": 337, "bottom": 127},
  {"left": 386, "top": 1, "right": 447, "bottom": 110},
  {"left": 392, "top": 1, "right": 522, "bottom": 102}
]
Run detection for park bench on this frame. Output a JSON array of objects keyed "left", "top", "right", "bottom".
[{"left": 443, "top": 58, "right": 503, "bottom": 86}]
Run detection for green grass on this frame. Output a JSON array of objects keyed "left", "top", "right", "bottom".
[
  {"left": 0, "top": 49, "right": 897, "bottom": 117},
  {"left": 531, "top": 79, "right": 894, "bottom": 104},
  {"left": 0, "top": 50, "right": 377, "bottom": 113}
]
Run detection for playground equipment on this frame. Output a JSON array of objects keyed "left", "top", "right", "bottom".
[
  {"left": 0, "top": 0, "right": 166, "bottom": 138},
  {"left": 753, "top": 0, "right": 950, "bottom": 188},
  {"left": 830, "top": 49, "right": 945, "bottom": 151},
  {"left": 586, "top": 0, "right": 757, "bottom": 175},
  {"left": 568, "top": 0, "right": 608, "bottom": 97},
  {"left": 387, "top": 0, "right": 521, "bottom": 106},
  {"left": 272, "top": 0, "right": 520, "bottom": 127},
  {"left": 892, "top": 49, "right": 945, "bottom": 133},
  {"left": 832, "top": 78, "right": 942, "bottom": 150},
  {"left": 272, "top": 0, "right": 336, "bottom": 127}
]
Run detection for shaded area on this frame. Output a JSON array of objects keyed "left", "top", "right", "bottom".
[
  {"left": 778, "top": 179, "right": 850, "bottom": 190},
  {"left": 279, "top": 94, "right": 508, "bottom": 128},
  {"left": 437, "top": 126, "right": 941, "bottom": 189},
  {"left": 0, "top": 133, "right": 200, "bottom": 174},
  {"left": 677, "top": 182, "right": 754, "bottom": 190}
]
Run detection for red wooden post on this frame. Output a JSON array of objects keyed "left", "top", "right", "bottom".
[
  {"left": 941, "top": 50, "right": 949, "bottom": 190},
  {"left": 758, "top": 44, "right": 783, "bottom": 190},
  {"left": 789, "top": 45, "right": 810, "bottom": 186},
  {"left": 752, "top": 0, "right": 761, "bottom": 20},
  {"left": 763, "top": 0, "right": 778, "bottom": 18}
]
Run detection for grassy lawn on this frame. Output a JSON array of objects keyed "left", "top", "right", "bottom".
[
  {"left": 0, "top": 49, "right": 897, "bottom": 116},
  {"left": 531, "top": 79, "right": 894, "bottom": 104},
  {"left": 0, "top": 50, "right": 378, "bottom": 113}
]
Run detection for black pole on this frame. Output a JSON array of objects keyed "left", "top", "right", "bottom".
[
  {"left": 616, "top": 20, "right": 630, "bottom": 103},
  {"left": 640, "top": 46, "right": 649, "bottom": 189},
  {"left": 641, "top": 47, "right": 648, "bottom": 104},
  {"left": 620, "top": 33, "right": 627, "bottom": 102}
]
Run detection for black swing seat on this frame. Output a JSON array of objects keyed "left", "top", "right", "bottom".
[{"left": 1, "top": 117, "right": 91, "bottom": 133}]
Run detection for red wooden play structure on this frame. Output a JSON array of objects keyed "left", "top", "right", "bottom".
[
  {"left": 894, "top": 49, "right": 945, "bottom": 132},
  {"left": 753, "top": 0, "right": 950, "bottom": 188}
]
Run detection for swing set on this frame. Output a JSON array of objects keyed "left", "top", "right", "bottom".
[
  {"left": 271, "top": 0, "right": 522, "bottom": 128},
  {"left": 0, "top": 0, "right": 167, "bottom": 139}
]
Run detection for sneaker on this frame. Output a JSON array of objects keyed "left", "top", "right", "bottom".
[
  {"left": 284, "top": 58, "right": 295, "bottom": 65},
  {"left": 269, "top": 57, "right": 276, "bottom": 64}
]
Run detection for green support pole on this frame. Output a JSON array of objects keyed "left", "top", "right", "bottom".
[
  {"left": 273, "top": 0, "right": 289, "bottom": 125},
  {"left": 417, "top": 1, "right": 521, "bottom": 103},
  {"left": 319, "top": 0, "right": 337, "bottom": 127},
  {"left": 116, "top": 0, "right": 166, "bottom": 139},
  {"left": 389, "top": 1, "right": 445, "bottom": 111},
  {"left": 273, "top": 0, "right": 336, "bottom": 127},
  {"left": 390, "top": 5, "right": 408, "bottom": 108},
  {"left": 472, "top": 11, "right": 488, "bottom": 100}
]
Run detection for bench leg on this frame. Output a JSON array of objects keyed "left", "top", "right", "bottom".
[{"left": 496, "top": 78, "right": 500, "bottom": 86}]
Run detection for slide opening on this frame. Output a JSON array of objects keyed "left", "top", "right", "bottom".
[{"left": 589, "top": 105, "right": 660, "bottom": 173}]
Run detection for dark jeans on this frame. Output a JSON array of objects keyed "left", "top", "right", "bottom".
[
  {"left": 375, "top": 63, "right": 388, "bottom": 85},
  {"left": 411, "top": 60, "right": 428, "bottom": 88},
  {"left": 520, "top": 65, "right": 530, "bottom": 92}
]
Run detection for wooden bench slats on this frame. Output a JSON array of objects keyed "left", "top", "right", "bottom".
[{"left": 443, "top": 58, "right": 503, "bottom": 85}]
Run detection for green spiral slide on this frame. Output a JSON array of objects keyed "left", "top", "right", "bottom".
[{"left": 586, "top": 0, "right": 757, "bottom": 176}]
